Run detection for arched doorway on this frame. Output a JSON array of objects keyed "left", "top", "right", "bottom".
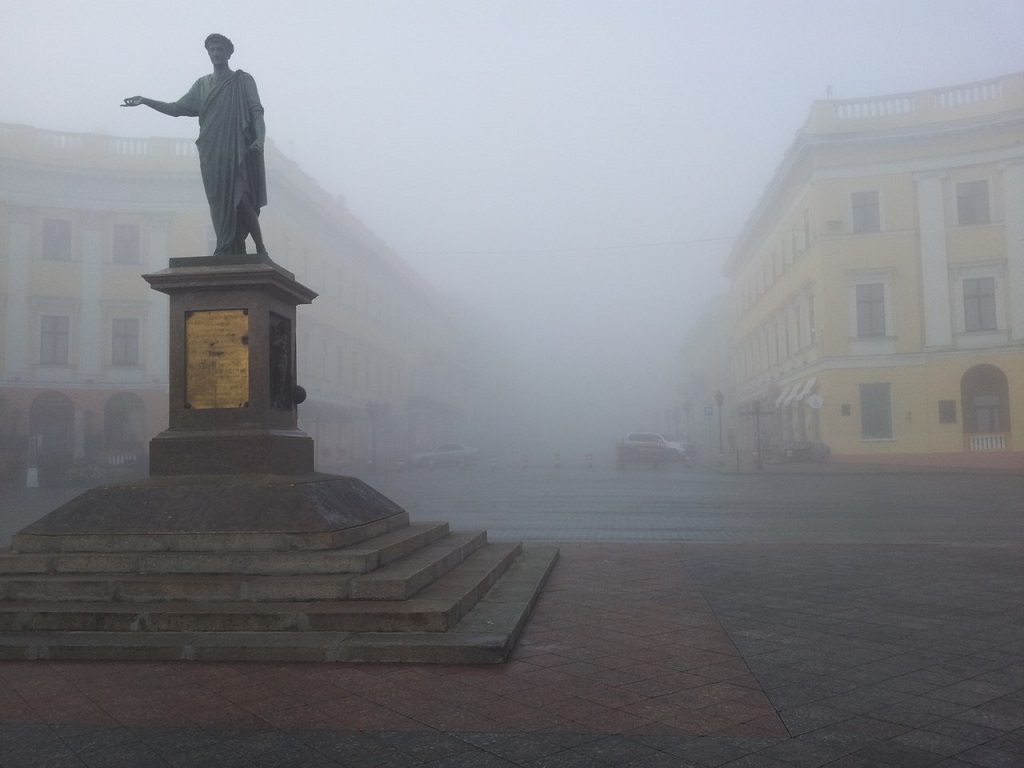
[
  {"left": 960, "top": 364, "right": 1010, "bottom": 450},
  {"left": 29, "top": 391, "right": 75, "bottom": 486},
  {"left": 103, "top": 392, "right": 146, "bottom": 458}
]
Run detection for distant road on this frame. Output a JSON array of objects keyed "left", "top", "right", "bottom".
[
  {"left": 1, "top": 464, "right": 1021, "bottom": 548},
  {"left": 363, "top": 464, "right": 1024, "bottom": 546}
]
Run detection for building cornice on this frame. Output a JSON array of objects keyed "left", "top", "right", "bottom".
[{"left": 723, "top": 72, "right": 1024, "bottom": 278}]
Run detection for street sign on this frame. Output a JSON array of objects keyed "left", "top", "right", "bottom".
[{"left": 703, "top": 406, "right": 714, "bottom": 418}]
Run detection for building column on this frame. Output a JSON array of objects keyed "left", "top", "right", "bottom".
[
  {"left": 915, "top": 171, "right": 952, "bottom": 347},
  {"left": 79, "top": 214, "right": 103, "bottom": 379},
  {"left": 1002, "top": 160, "right": 1024, "bottom": 341},
  {"left": 4, "top": 209, "right": 31, "bottom": 377}
]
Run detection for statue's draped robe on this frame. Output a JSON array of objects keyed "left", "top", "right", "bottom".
[{"left": 169, "top": 71, "right": 266, "bottom": 256}]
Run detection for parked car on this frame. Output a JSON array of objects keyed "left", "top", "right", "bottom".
[
  {"left": 616, "top": 432, "right": 678, "bottom": 468},
  {"left": 413, "top": 443, "right": 480, "bottom": 467},
  {"left": 782, "top": 440, "right": 830, "bottom": 463},
  {"left": 659, "top": 435, "right": 692, "bottom": 464}
]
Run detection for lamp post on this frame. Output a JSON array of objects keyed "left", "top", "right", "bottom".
[
  {"left": 714, "top": 390, "right": 724, "bottom": 465},
  {"left": 740, "top": 399, "right": 774, "bottom": 471}
]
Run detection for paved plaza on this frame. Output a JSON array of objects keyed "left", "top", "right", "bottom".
[{"left": 0, "top": 465, "right": 1021, "bottom": 766}]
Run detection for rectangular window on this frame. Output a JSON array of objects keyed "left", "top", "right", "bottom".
[
  {"left": 42, "top": 218, "right": 72, "bottom": 261},
  {"left": 957, "top": 180, "right": 990, "bottom": 225},
  {"left": 963, "top": 276, "right": 996, "bottom": 332},
  {"left": 856, "top": 283, "right": 886, "bottom": 337},
  {"left": 40, "top": 315, "right": 70, "bottom": 365},
  {"left": 938, "top": 400, "right": 957, "bottom": 424},
  {"left": 851, "top": 191, "right": 880, "bottom": 233},
  {"left": 111, "top": 318, "right": 139, "bottom": 366},
  {"left": 112, "top": 223, "right": 141, "bottom": 264},
  {"left": 860, "top": 382, "right": 892, "bottom": 439}
]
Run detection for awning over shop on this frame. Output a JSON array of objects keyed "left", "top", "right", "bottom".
[
  {"left": 792, "top": 376, "right": 817, "bottom": 402},
  {"left": 775, "top": 384, "right": 796, "bottom": 408}
]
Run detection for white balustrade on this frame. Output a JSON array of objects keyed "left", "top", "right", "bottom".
[{"left": 969, "top": 433, "right": 1006, "bottom": 451}]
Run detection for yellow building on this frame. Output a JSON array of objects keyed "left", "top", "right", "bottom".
[
  {"left": 0, "top": 123, "right": 470, "bottom": 484},
  {"left": 723, "top": 73, "right": 1024, "bottom": 468}
]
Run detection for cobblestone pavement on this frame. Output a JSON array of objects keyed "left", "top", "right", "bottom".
[{"left": 0, "top": 468, "right": 1021, "bottom": 766}]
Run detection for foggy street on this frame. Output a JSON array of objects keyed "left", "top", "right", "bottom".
[
  {"left": 3, "top": 464, "right": 1022, "bottom": 549},
  {"left": 361, "top": 463, "right": 1024, "bottom": 547},
  {"left": 2, "top": 467, "right": 1023, "bottom": 767}
]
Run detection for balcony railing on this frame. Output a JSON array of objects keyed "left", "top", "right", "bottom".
[
  {"left": 0, "top": 123, "right": 197, "bottom": 165},
  {"left": 967, "top": 433, "right": 1007, "bottom": 451},
  {"left": 803, "top": 72, "right": 1024, "bottom": 135}
]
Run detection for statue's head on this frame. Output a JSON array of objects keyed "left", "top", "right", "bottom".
[{"left": 204, "top": 34, "right": 234, "bottom": 56}]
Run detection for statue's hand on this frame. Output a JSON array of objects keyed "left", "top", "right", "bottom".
[
  {"left": 121, "top": 96, "right": 143, "bottom": 107},
  {"left": 249, "top": 139, "right": 264, "bottom": 154}
]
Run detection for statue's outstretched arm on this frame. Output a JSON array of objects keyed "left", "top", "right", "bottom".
[{"left": 122, "top": 96, "right": 183, "bottom": 117}]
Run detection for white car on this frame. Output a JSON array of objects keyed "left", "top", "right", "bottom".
[{"left": 413, "top": 443, "right": 480, "bottom": 467}]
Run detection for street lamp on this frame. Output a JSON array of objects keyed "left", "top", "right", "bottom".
[{"left": 740, "top": 399, "right": 775, "bottom": 471}]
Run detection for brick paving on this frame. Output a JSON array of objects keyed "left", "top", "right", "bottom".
[{"left": 0, "top": 536, "right": 1022, "bottom": 766}]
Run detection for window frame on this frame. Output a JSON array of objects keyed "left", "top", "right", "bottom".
[
  {"left": 40, "top": 314, "right": 70, "bottom": 366},
  {"left": 855, "top": 282, "right": 887, "bottom": 337},
  {"left": 956, "top": 179, "right": 990, "bottom": 226},
  {"left": 111, "top": 222, "right": 142, "bottom": 265},
  {"left": 111, "top": 317, "right": 140, "bottom": 366},
  {"left": 851, "top": 190, "right": 881, "bottom": 233},
  {"left": 848, "top": 270, "right": 895, "bottom": 355},
  {"left": 963, "top": 276, "right": 997, "bottom": 332},
  {"left": 41, "top": 218, "right": 72, "bottom": 261}
]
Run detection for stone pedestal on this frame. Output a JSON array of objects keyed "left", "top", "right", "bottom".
[
  {"left": 143, "top": 254, "right": 317, "bottom": 476},
  {"left": 0, "top": 253, "right": 557, "bottom": 663}
]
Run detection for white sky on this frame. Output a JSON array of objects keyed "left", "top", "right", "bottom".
[{"left": 2, "top": 0, "right": 1022, "bottom": 449}]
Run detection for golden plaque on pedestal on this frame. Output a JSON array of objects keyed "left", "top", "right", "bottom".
[{"left": 185, "top": 309, "right": 249, "bottom": 409}]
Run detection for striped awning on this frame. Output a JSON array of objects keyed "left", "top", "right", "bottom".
[{"left": 792, "top": 376, "right": 817, "bottom": 402}]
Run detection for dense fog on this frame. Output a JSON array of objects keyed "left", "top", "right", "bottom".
[{"left": 3, "top": 1, "right": 1020, "bottom": 463}]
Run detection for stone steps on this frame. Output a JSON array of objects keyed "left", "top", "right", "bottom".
[
  {"left": 0, "top": 473, "right": 559, "bottom": 662},
  {"left": 0, "top": 525, "right": 476, "bottom": 604},
  {"left": 0, "top": 522, "right": 450, "bottom": 577},
  {"left": 0, "top": 548, "right": 560, "bottom": 663},
  {"left": 9, "top": 511, "right": 409, "bottom": 555},
  {"left": 0, "top": 529, "right": 483, "bottom": 604},
  {"left": 0, "top": 541, "right": 522, "bottom": 634}
]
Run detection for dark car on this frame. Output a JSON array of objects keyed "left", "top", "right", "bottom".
[{"left": 782, "top": 440, "right": 830, "bottom": 463}]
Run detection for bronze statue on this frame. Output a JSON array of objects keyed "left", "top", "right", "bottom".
[{"left": 123, "top": 34, "right": 267, "bottom": 258}]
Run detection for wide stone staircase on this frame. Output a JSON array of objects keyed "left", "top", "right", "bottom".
[{"left": 0, "top": 476, "right": 558, "bottom": 663}]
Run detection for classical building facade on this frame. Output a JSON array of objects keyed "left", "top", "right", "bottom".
[
  {"left": 0, "top": 123, "right": 470, "bottom": 483},
  {"left": 723, "top": 72, "right": 1024, "bottom": 466}
]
